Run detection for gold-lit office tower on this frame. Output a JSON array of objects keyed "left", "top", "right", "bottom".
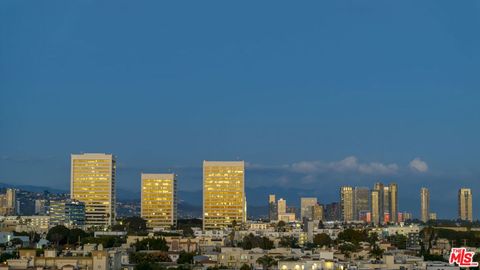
[
  {"left": 312, "top": 204, "right": 324, "bottom": 221},
  {"left": 6, "top": 188, "right": 15, "bottom": 210},
  {"left": 340, "top": 186, "right": 354, "bottom": 222},
  {"left": 141, "top": 173, "right": 177, "bottom": 229},
  {"left": 420, "top": 187, "right": 429, "bottom": 223},
  {"left": 370, "top": 190, "right": 380, "bottom": 225},
  {"left": 458, "top": 188, "right": 473, "bottom": 221},
  {"left": 71, "top": 153, "right": 116, "bottom": 228},
  {"left": 0, "top": 188, "right": 16, "bottom": 215},
  {"left": 203, "top": 161, "right": 245, "bottom": 230},
  {"left": 277, "top": 198, "right": 287, "bottom": 216},
  {"left": 389, "top": 183, "right": 398, "bottom": 223}
]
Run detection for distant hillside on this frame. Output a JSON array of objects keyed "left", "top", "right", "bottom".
[
  {"left": 0, "top": 182, "right": 322, "bottom": 218},
  {"left": 0, "top": 182, "right": 67, "bottom": 194},
  {"left": 0, "top": 182, "right": 321, "bottom": 206},
  {"left": 0, "top": 182, "right": 142, "bottom": 201}
]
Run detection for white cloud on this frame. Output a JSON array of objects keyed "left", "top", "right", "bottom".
[
  {"left": 290, "top": 160, "right": 324, "bottom": 173},
  {"left": 290, "top": 156, "right": 398, "bottom": 175},
  {"left": 409, "top": 158, "right": 428, "bottom": 173},
  {"left": 358, "top": 162, "right": 399, "bottom": 175}
]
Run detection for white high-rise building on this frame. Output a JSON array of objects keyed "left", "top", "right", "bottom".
[
  {"left": 458, "top": 188, "right": 473, "bottom": 221},
  {"left": 420, "top": 187, "right": 429, "bottom": 223},
  {"left": 340, "top": 186, "right": 354, "bottom": 222},
  {"left": 277, "top": 198, "right": 287, "bottom": 216}
]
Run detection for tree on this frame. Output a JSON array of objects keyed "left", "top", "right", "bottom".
[
  {"left": 182, "top": 227, "right": 194, "bottom": 237},
  {"left": 134, "top": 238, "right": 169, "bottom": 251},
  {"left": 422, "top": 253, "right": 447, "bottom": 262},
  {"left": 119, "top": 217, "right": 147, "bottom": 233},
  {"left": 134, "top": 262, "right": 167, "bottom": 270},
  {"left": 177, "top": 219, "right": 202, "bottom": 237},
  {"left": 303, "top": 242, "right": 317, "bottom": 250},
  {"left": 177, "top": 251, "right": 195, "bottom": 264},
  {"left": 0, "top": 252, "right": 16, "bottom": 263},
  {"left": 135, "top": 262, "right": 154, "bottom": 270},
  {"left": 14, "top": 231, "right": 40, "bottom": 243},
  {"left": 318, "top": 221, "right": 325, "bottom": 229},
  {"left": 471, "top": 253, "right": 480, "bottom": 270},
  {"left": 10, "top": 238, "right": 23, "bottom": 247},
  {"left": 111, "top": 224, "right": 125, "bottom": 231},
  {"left": 67, "top": 228, "right": 89, "bottom": 244},
  {"left": 339, "top": 243, "right": 357, "bottom": 258},
  {"left": 129, "top": 252, "right": 171, "bottom": 263},
  {"left": 240, "top": 264, "right": 252, "bottom": 270},
  {"left": 240, "top": 234, "right": 274, "bottom": 250},
  {"left": 388, "top": 233, "right": 407, "bottom": 249},
  {"left": 207, "top": 266, "right": 228, "bottom": 270},
  {"left": 82, "top": 235, "right": 125, "bottom": 248},
  {"left": 256, "top": 255, "right": 276, "bottom": 270},
  {"left": 313, "top": 233, "right": 332, "bottom": 248},
  {"left": 337, "top": 229, "right": 368, "bottom": 246},
  {"left": 369, "top": 244, "right": 384, "bottom": 259},
  {"left": 177, "top": 265, "right": 192, "bottom": 270},
  {"left": 228, "top": 230, "right": 235, "bottom": 247},
  {"left": 279, "top": 236, "right": 299, "bottom": 248},
  {"left": 47, "top": 225, "right": 70, "bottom": 246},
  {"left": 276, "top": 221, "right": 286, "bottom": 232},
  {"left": 367, "top": 232, "right": 379, "bottom": 245}
]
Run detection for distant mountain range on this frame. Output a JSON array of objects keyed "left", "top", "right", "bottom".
[
  {"left": 0, "top": 182, "right": 321, "bottom": 206},
  {"left": 0, "top": 182, "right": 324, "bottom": 218},
  {"left": 0, "top": 182, "right": 67, "bottom": 194}
]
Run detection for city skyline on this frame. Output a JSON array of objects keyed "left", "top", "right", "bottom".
[
  {"left": 0, "top": 152, "right": 477, "bottom": 220},
  {"left": 7, "top": 151, "right": 474, "bottom": 226},
  {"left": 12, "top": 152, "right": 470, "bottom": 222},
  {"left": 2, "top": 1, "right": 480, "bottom": 219}
]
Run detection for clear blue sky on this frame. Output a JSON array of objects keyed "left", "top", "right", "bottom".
[{"left": 1, "top": 1, "right": 479, "bottom": 218}]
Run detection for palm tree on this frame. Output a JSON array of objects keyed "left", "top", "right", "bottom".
[{"left": 256, "top": 255, "right": 276, "bottom": 270}]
